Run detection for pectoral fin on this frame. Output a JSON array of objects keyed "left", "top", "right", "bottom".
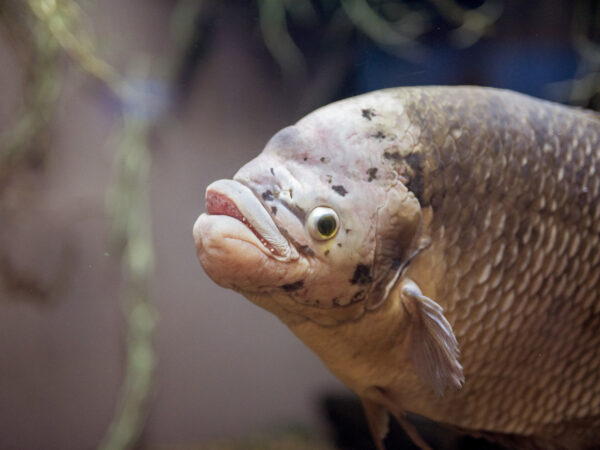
[
  {"left": 400, "top": 279, "right": 464, "bottom": 395},
  {"left": 361, "top": 398, "right": 389, "bottom": 450}
]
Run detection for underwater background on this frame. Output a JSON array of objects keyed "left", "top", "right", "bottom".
[{"left": 0, "top": 1, "right": 598, "bottom": 448}]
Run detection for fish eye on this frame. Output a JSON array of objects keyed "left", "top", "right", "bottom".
[{"left": 307, "top": 206, "right": 340, "bottom": 241}]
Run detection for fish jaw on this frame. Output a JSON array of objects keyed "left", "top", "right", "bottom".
[{"left": 193, "top": 179, "right": 304, "bottom": 291}]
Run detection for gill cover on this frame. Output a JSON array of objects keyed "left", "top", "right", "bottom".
[{"left": 367, "top": 185, "right": 422, "bottom": 310}]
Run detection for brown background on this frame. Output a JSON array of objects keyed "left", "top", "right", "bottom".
[{"left": 0, "top": 1, "right": 344, "bottom": 448}]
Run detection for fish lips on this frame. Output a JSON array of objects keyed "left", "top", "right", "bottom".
[{"left": 193, "top": 179, "right": 299, "bottom": 287}]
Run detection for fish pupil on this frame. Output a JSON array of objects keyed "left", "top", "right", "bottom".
[{"left": 318, "top": 215, "right": 337, "bottom": 237}]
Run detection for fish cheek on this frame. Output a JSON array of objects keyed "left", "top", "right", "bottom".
[{"left": 368, "top": 186, "right": 422, "bottom": 309}]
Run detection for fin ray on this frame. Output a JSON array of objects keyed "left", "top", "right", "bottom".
[
  {"left": 401, "top": 280, "right": 464, "bottom": 395},
  {"left": 361, "top": 398, "right": 389, "bottom": 450}
]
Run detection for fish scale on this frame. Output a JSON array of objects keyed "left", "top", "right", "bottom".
[
  {"left": 194, "top": 86, "right": 600, "bottom": 449},
  {"left": 403, "top": 88, "right": 600, "bottom": 447}
]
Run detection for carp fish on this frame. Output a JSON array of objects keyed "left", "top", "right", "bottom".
[{"left": 192, "top": 86, "right": 600, "bottom": 449}]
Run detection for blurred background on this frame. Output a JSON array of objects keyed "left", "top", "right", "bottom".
[{"left": 1, "top": 0, "right": 599, "bottom": 449}]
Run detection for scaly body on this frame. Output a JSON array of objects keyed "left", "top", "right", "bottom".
[{"left": 194, "top": 87, "right": 600, "bottom": 449}]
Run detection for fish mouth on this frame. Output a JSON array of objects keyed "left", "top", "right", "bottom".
[{"left": 203, "top": 179, "right": 297, "bottom": 262}]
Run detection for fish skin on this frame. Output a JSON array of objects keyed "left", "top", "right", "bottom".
[{"left": 193, "top": 86, "right": 600, "bottom": 449}]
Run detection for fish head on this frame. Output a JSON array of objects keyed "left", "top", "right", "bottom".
[{"left": 194, "top": 91, "right": 424, "bottom": 324}]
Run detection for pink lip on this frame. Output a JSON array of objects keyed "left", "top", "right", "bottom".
[
  {"left": 206, "top": 190, "right": 245, "bottom": 220},
  {"left": 205, "top": 190, "right": 281, "bottom": 257}
]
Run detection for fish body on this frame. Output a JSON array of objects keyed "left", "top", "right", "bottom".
[{"left": 193, "top": 87, "right": 600, "bottom": 449}]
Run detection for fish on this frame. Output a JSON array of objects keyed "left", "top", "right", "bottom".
[{"left": 192, "top": 86, "right": 600, "bottom": 449}]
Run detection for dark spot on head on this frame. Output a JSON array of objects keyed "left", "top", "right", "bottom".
[
  {"left": 362, "top": 108, "right": 376, "bottom": 120},
  {"left": 383, "top": 151, "right": 401, "bottom": 161},
  {"left": 332, "top": 185, "right": 348, "bottom": 196},
  {"left": 271, "top": 206, "right": 278, "bottom": 215},
  {"left": 270, "top": 167, "right": 275, "bottom": 176},
  {"left": 350, "top": 264, "right": 373, "bottom": 285},
  {"left": 320, "top": 156, "right": 330, "bottom": 163},
  {"left": 315, "top": 299, "right": 321, "bottom": 306},
  {"left": 262, "top": 190, "right": 274, "bottom": 201},
  {"left": 372, "top": 131, "right": 386, "bottom": 140},
  {"left": 326, "top": 175, "right": 332, "bottom": 184},
  {"left": 279, "top": 229, "right": 314, "bottom": 255},
  {"left": 404, "top": 152, "right": 426, "bottom": 205},
  {"left": 404, "top": 152, "right": 425, "bottom": 172},
  {"left": 337, "top": 243, "right": 342, "bottom": 247},
  {"left": 324, "top": 249, "right": 330, "bottom": 256},
  {"left": 383, "top": 150, "right": 426, "bottom": 205},
  {"left": 346, "top": 229, "right": 351, "bottom": 234},
  {"left": 280, "top": 201, "right": 306, "bottom": 223},
  {"left": 303, "top": 156, "right": 308, "bottom": 161},
  {"left": 297, "top": 244, "right": 315, "bottom": 256},
  {"left": 281, "top": 280, "right": 304, "bottom": 292},
  {"left": 367, "top": 167, "right": 378, "bottom": 182}
]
